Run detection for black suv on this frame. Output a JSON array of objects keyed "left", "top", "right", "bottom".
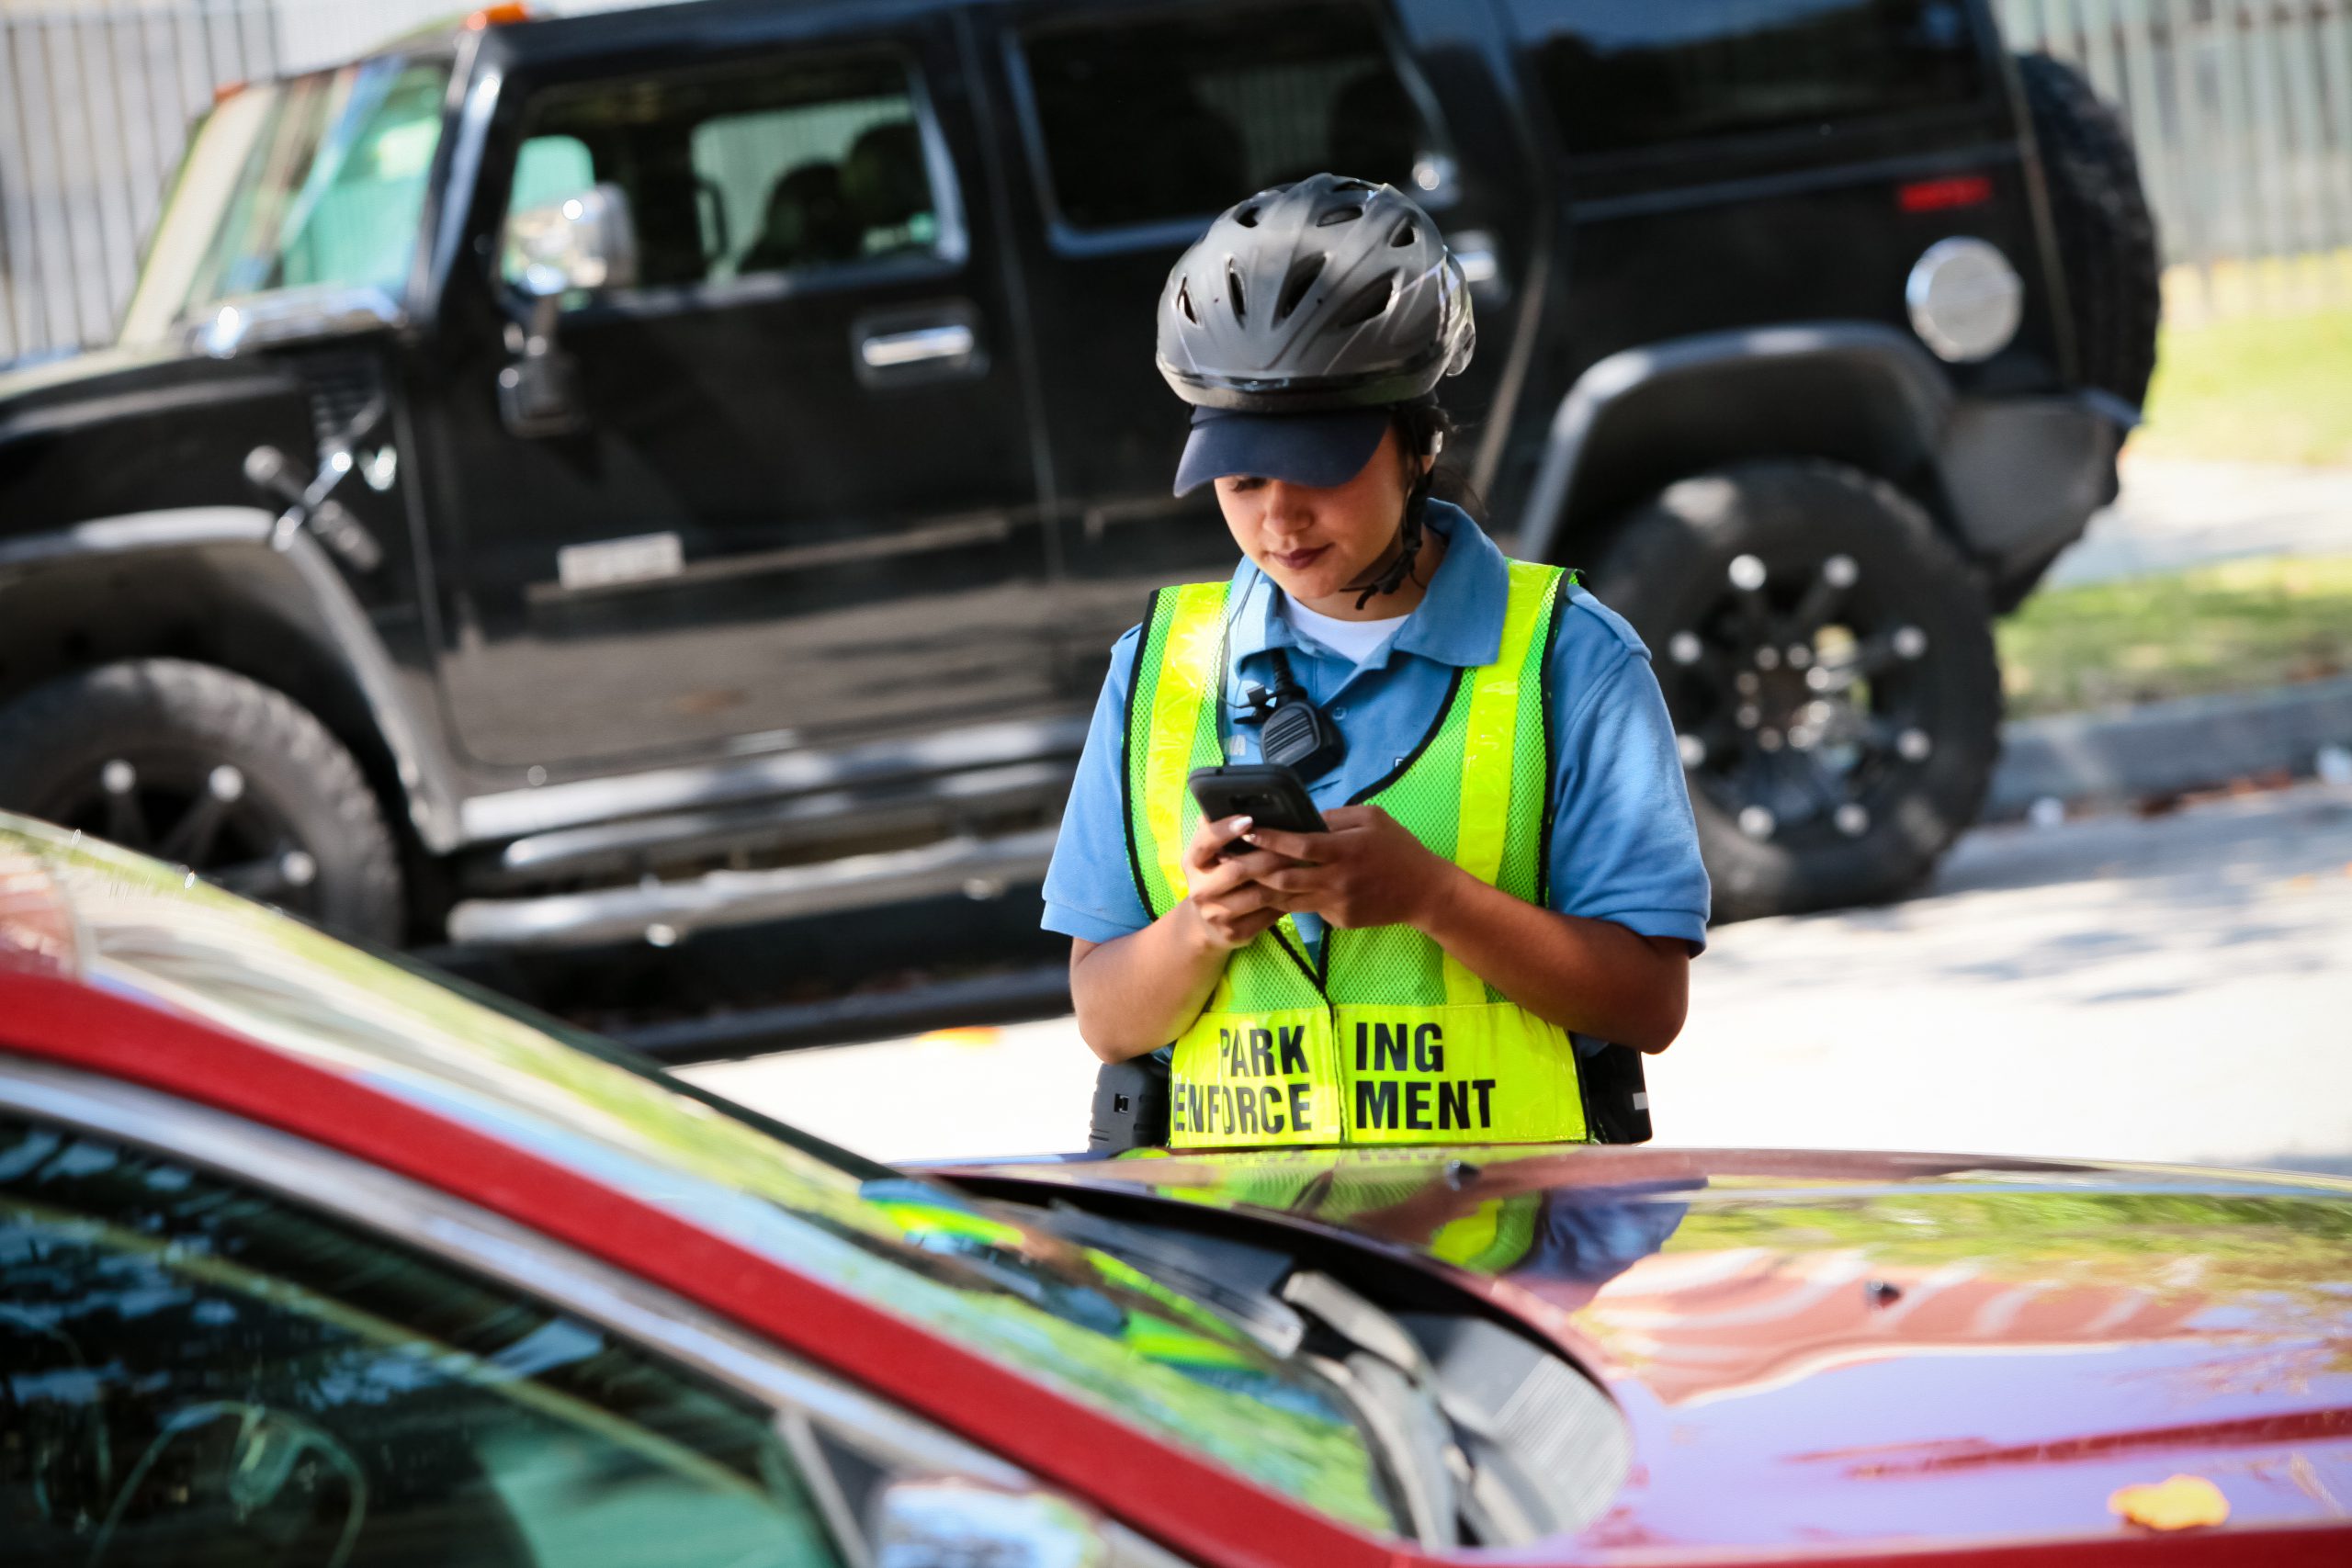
[{"left": 0, "top": 0, "right": 2156, "bottom": 953}]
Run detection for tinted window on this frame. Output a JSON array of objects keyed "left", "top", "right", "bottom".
[
  {"left": 177, "top": 59, "right": 450, "bottom": 313},
  {"left": 1505, "top": 0, "right": 1983, "bottom": 154},
  {"left": 505, "top": 52, "right": 943, "bottom": 290},
  {"left": 1022, "top": 2, "right": 1442, "bottom": 231},
  {"left": 0, "top": 1118, "right": 840, "bottom": 1568}
]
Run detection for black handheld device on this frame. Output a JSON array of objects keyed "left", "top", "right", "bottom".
[{"left": 1187, "top": 763, "right": 1327, "bottom": 853}]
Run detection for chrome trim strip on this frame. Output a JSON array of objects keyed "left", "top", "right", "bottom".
[
  {"left": 187, "top": 285, "right": 403, "bottom": 358},
  {"left": 860, "top": 324, "right": 978, "bottom": 368},
  {"left": 523, "top": 513, "right": 1015, "bottom": 604},
  {"left": 447, "top": 825, "right": 1058, "bottom": 947},
  {"left": 0, "top": 507, "right": 467, "bottom": 852},
  {"left": 495, "top": 760, "right": 1068, "bottom": 878},
  {"left": 457, "top": 716, "right": 1090, "bottom": 843},
  {"left": 1516, "top": 322, "right": 1953, "bottom": 563}
]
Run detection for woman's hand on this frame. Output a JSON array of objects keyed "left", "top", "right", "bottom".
[
  {"left": 1180, "top": 814, "right": 1301, "bottom": 951},
  {"left": 1244, "top": 805, "right": 1458, "bottom": 931}
]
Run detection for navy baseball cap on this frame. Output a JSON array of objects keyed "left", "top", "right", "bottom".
[{"left": 1172, "top": 406, "right": 1390, "bottom": 498}]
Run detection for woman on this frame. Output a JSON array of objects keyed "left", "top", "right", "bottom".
[{"left": 1042, "top": 175, "right": 1708, "bottom": 1149}]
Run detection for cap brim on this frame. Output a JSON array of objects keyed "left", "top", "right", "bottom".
[{"left": 1173, "top": 409, "right": 1390, "bottom": 498}]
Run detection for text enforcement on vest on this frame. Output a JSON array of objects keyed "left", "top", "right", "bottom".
[{"left": 1170, "top": 1020, "right": 1504, "bottom": 1142}]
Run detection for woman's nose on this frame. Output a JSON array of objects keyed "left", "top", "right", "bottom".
[{"left": 1261, "top": 480, "right": 1311, "bottom": 532}]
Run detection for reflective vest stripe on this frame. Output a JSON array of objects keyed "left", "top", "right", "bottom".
[
  {"left": 1442, "top": 560, "right": 1555, "bottom": 1005},
  {"left": 1127, "top": 582, "right": 1229, "bottom": 916}
]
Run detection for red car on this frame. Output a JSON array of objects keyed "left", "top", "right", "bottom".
[{"left": 2, "top": 810, "right": 2346, "bottom": 1568}]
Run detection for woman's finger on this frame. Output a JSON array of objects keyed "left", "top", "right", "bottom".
[
  {"left": 1190, "top": 847, "right": 1287, "bottom": 900},
  {"left": 1203, "top": 877, "right": 1286, "bottom": 917},
  {"left": 1185, "top": 814, "right": 1255, "bottom": 873},
  {"left": 1239, "top": 825, "right": 1326, "bottom": 862},
  {"left": 1219, "top": 848, "right": 1296, "bottom": 882}
]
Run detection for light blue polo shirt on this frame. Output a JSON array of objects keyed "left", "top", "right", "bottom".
[{"left": 1041, "top": 502, "right": 1710, "bottom": 960}]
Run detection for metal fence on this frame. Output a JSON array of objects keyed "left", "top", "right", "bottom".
[
  {"left": 6, "top": 0, "right": 2352, "bottom": 364},
  {"left": 2000, "top": 0, "right": 2352, "bottom": 308},
  {"left": 2, "top": 0, "right": 273, "bottom": 356}
]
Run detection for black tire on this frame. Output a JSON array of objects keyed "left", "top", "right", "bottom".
[
  {"left": 2017, "top": 52, "right": 2162, "bottom": 411},
  {"left": 1581, "top": 463, "right": 2003, "bottom": 922},
  {"left": 0, "top": 659, "right": 404, "bottom": 942}
]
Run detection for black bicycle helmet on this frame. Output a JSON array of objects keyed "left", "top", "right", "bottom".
[{"left": 1156, "top": 174, "right": 1474, "bottom": 412}]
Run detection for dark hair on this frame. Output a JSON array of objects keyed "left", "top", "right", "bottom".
[{"left": 1389, "top": 400, "right": 1487, "bottom": 523}]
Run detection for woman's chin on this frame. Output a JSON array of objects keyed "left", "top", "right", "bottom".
[{"left": 1254, "top": 561, "right": 1352, "bottom": 604}]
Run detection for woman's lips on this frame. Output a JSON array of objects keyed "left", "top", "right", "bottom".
[{"left": 1266, "top": 546, "right": 1330, "bottom": 572}]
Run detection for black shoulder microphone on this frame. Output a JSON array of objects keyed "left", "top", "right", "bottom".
[{"left": 1236, "top": 650, "right": 1346, "bottom": 781}]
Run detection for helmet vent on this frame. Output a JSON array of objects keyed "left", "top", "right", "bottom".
[
  {"left": 1390, "top": 218, "right": 1418, "bottom": 247},
  {"left": 1235, "top": 204, "right": 1261, "bottom": 229},
  {"left": 1317, "top": 204, "right": 1365, "bottom": 227},
  {"left": 1332, "top": 177, "right": 1375, "bottom": 193},
  {"left": 1175, "top": 277, "right": 1197, "bottom": 324},
  {"left": 1330, "top": 272, "right": 1399, "bottom": 331},
  {"left": 1226, "top": 262, "right": 1248, "bottom": 323},
  {"left": 1274, "top": 254, "right": 1328, "bottom": 324}
]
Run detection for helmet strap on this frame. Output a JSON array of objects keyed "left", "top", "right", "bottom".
[{"left": 1348, "top": 465, "right": 1435, "bottom": 611}]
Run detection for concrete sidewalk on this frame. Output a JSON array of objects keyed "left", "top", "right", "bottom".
[{"left": 2045, "top": 455, "right": 2352, "bottom": 587}]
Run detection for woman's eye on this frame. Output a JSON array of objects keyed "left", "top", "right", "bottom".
[{"left": 1223, "top": 476, "right": 1267, "bottom": 493}]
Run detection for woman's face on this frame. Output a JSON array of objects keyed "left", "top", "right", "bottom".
[{"left": 1213, "top": 427, "right": 1425, "bottom": 617}]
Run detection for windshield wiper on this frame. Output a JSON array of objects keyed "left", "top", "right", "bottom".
[{"left": 1031, "top": 1201, "right": 1306, "bottom": 1356}]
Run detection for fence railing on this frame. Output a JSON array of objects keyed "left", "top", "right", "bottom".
[
  {"left": 1998, "top": 0, "right": 2352, "bottom": 310},
  {"left": 1, "top": 1, "right": 279, "bottom": 357},
  {"left": 5, "top": 0, "right": 2352, "bottom": 365}
]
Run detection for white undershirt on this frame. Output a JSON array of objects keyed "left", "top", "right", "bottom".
[{"left": 1281, "top": 597, "right": 1408, "bottom": 668}]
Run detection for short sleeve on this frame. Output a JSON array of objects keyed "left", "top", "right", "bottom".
[
  {"left": 1544, "top": 598, "right": 1712, "bottom": 953},
  {"left": 1040, "top": 625, "right": 1155, "bottom": 944}
]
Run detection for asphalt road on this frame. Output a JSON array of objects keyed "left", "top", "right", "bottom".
[{"left": 683, "top": 779, "right": 2352, "bottom": 1176}]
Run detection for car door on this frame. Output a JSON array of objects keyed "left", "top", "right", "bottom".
[
  {"left": 414, "top": 8, "right": 1055, "bottom": 774},
  {"left": 973, "top": 0, "right": 1526, "bottom": 695}
]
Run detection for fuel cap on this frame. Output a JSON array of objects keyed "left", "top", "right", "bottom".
[{"left": 1906, "top": 236, "right": 2024, "bottom": 363}]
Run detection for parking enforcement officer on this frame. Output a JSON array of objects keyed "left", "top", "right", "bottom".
[{"left": 1042, "top": 175, "right": 1709, "bottom": 1150}]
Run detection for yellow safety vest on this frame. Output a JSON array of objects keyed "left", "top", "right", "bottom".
[{"left": 1124, "top": 559, "right": 1589, "bottom": 1150}]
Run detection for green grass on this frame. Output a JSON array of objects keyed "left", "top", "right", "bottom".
[
  {"left": 1998, "top": 555, "right": 2352, "bottom": 718},
  {"left": 2132, "top": 306, "right": 2352, "bottom": 466}
]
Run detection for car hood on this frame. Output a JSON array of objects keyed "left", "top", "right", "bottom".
[
  {"left": 944, "top": 1145, "right": 2352, "bottom": 1555},
  {"left": 0, "top": 343, "right": 314, "bottom": 537}
]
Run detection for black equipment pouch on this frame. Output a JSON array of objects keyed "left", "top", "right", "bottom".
[
  {"left": 1088, "top": 1050, "right": 1170, "bottom": 1154},
  {"left": 1578, "top": 1043, "right": 1655, "bottom": 1145}
]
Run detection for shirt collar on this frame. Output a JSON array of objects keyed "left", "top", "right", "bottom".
[{"left": 1227, "top": 502, "right": 1508, "bottom": 672}]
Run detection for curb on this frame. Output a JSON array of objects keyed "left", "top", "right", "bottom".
[{"left": 1986, "top": 674, "right": 2352, "bottom": 819}]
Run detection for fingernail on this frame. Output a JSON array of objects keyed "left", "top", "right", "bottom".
[{"left": 1234, "top": 817, "right": 1253, "bottom": 832}]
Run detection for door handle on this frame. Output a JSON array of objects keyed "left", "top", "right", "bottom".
[{"left": 859, "top": 323, "right": 977, "bottom": 369}]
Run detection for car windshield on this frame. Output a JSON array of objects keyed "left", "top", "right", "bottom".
[
  {"left": 119, "top": 55, "right": 451, "bottom": 344},
  {"left": 0, "top": 818, "right": 1405, "bottom": 1538}
]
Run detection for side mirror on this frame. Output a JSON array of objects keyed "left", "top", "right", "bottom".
[
  {"left": 496, "top": 183, "right": 636, "bottom": 438},
  {"left": 870, "top": 1479, "right": 1108, "bottom": 1568},
  {"left": 503, "top": 181, "right": 639, "bottom": 299}
]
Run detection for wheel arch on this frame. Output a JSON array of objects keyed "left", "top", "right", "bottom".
[
  {"left": 1517, "top": 323, "right": 1959, "bottom": 568},
  {"left": 0, "top": 507, "right": 465, "bottom": 856}
]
